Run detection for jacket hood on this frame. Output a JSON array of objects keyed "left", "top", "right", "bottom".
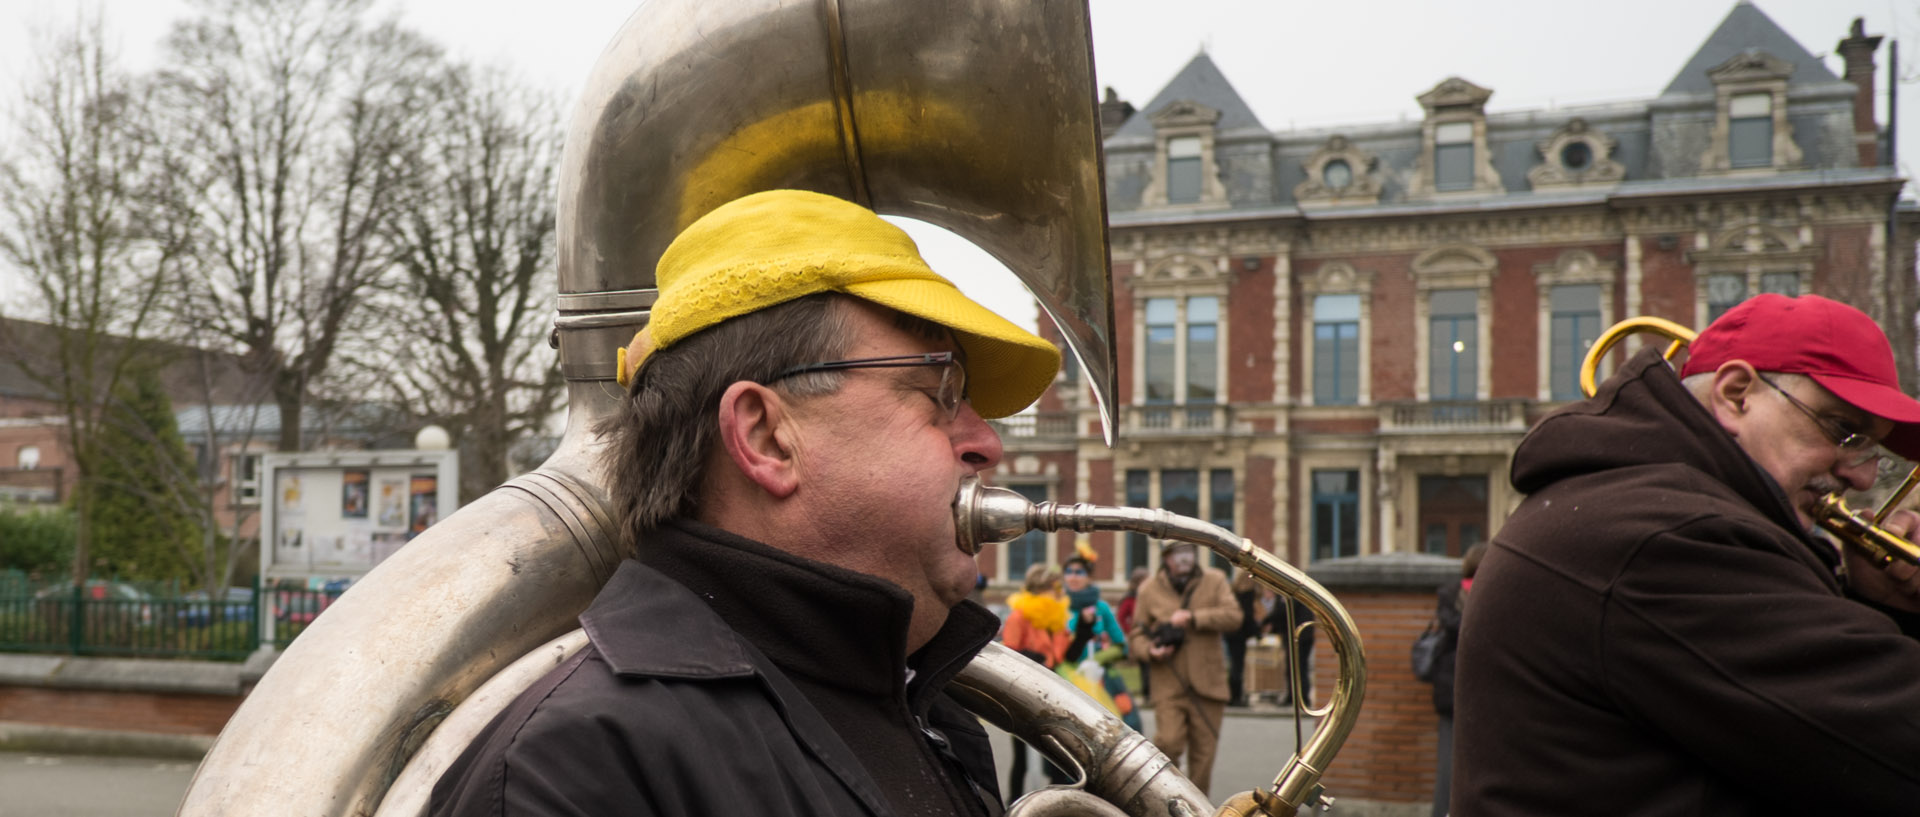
[{"left": 1512, "top": 347, "right": 1804, "bottom": 537}]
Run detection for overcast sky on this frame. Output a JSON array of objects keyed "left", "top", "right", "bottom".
[{"left": 1, "top": 0, "right": 1911, "bottom": 331}]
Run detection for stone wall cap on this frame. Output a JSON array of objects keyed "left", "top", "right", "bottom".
[
  {"left": 0, "top": 654, "right": 247, "bottom": 696},
  {"left": 1307, "top": 551, "right": 1462, "bottom": 590}
]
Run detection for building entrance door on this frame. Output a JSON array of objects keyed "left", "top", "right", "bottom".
[{"left": 1418, "top": 474, "right": 1487, "bottom": 557}]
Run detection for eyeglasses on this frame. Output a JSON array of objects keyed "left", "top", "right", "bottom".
[
  {"left": 1063, "top": 568, "right": 1088, "bottom": 576},
  {"left": 1756, "top": 373, "right": 1882, "bottom": 465},
  {"left": 764, "top": 352, "right": 969, "bottom": 421}
]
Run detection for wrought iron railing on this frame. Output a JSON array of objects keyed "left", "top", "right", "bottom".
[{"left": 0, "top": 579, "right": 344, "bottom": 661}]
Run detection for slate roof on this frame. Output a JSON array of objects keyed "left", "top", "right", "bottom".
[
  {"left": 1111, "top": 51, "right": 1265, "bottom": 141},
  {"left": 1661, "top": 1, "right": 1843, "bottom": 96},
  {"left": 1103, "top": 2, "right": 1876, "bottom": 214}
]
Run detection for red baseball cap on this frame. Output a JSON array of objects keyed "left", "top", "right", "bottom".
[{"left": 1679, "top": 293, "right": 1920, "bottom": 459}]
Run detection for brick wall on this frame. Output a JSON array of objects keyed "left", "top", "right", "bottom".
[
  {"left": 1306, "top": 553, "right": 1458, "bottom": 806},
  {"left": 0, "top": 686, "right": 240, "bottom": 736}
]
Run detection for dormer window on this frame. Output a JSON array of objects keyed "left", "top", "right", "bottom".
[
  {"left": 1142, "top": 100, "right": 1226, "bottom": 207},
  {"left": 1728, "top": 93, "right": 1772, "bottom": 168},
  {"left": 1411, "top": 77, "right": 1498, "bottom": 198},
  {"left": 1434, "top": 122, "right": 1475, "bottom": 191},
  {"left": 1167, "top": 136, "right": 1203, "bottom": 203},
  {"left": 1699, "top": 49, "right": 1801, "bottom": 174}
]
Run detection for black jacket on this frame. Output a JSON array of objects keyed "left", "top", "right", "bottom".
[
  {"left": 429, "top": 518, "right": 1003, "bottom": 817},
  {"left": 1429, "top": 581, "right": 1462, "bottom": 716},
  {"left": 1453, "top": 348, "right": 1920, "bottom": 816}
]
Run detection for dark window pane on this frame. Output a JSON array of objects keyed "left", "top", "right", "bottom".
[
  {"left": 1550, "top": 285, "right": 1602, "bottom": 400},
  {"left": 1126, "top": 470, "right": 1151, "bottom": 572},
  {"left": 1187, "top": 324, "right": 1217, "bottom": 403},
  {"left": 1560, "top": 142, "right": 1591, "bottom": 171},
  {"left": 1146, "top": 327, "right": 1176, "bottom": 402},
  {"left": 1430, "top": 313, "right": 1477, "bottom": 400},
  {"left": 1008, "top": 484, "right": 1051, "bottom": 577},
  {"left": 1162, "top": 470, "right": 1199, "bottom": 519},
  {"left": 1707, "top": 274, "right": 1746, "bottom": 323},
  {"left": 1760, "top": 272, "right": 1798, "bottom": 296},
  {"left": 1311, "top": 469, "right": 1359, "bottom": 561},
  {"left": 1729, "top": 117, "right": 1771, "bottom": 168},
  {"left": 1435, "top": 143, "right": 1474, "bottom": 191},
  {"left": 1167, "top": 157, "right": 1201, "bottom": 203}
]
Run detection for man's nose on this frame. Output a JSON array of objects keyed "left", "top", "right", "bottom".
[
  {"left": 953, "top": 402, "right": 1004, "bottom": 470},
  {"left": 1837, "top": 455, "right": 1879, "bottom": 493}
]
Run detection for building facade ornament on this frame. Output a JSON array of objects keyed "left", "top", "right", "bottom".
[
  {"left": 1529, "top": 118, "right": 1626, "bottom": 189},
  {"left": 1295, "top": 135, "right": 1384, "bottom": 207}
]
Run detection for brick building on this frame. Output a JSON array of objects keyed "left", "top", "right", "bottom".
[{"left": 979, "top": 4, "right": 1913, "bottom": 585}]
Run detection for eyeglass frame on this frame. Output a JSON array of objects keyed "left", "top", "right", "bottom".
[
  {"left": 762, "top": 352, "right": 970, "bottom": 421},
  {"left": 1754, "top": 372, "right": 1882, "bottom": 464}
]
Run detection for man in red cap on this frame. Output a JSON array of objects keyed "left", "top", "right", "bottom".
[{"left": 1453, "top": 294, "right": 1920, "bottom": 816}]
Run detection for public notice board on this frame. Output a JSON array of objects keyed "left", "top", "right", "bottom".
[{"left": 262, "top": 450, "right": 459, "bottom": 580}]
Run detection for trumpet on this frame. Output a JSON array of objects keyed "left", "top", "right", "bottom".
[{"left": 1580, "top": 317, "right": 1920, "bottom": 568}]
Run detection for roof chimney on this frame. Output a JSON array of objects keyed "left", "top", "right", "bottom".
[
  {"left": 1837, "top": 17, "right": 1885, "bottom": 166},
  {"left": 1099, "top": 87, "right": 1135, "bottom": 140}
]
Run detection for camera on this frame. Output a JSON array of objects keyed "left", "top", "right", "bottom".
[{"left": 1149, "top": 622, "right": 1186, "bottom": 649}]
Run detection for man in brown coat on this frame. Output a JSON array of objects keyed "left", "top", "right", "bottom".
[{"left": 1128, "top": 541, "right": 1242, "bottom": 795}]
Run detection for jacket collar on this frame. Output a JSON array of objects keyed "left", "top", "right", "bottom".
[{"left": 582, "top": 518, "right": 997, "bottom": 707}]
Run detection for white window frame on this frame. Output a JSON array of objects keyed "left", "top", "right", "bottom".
[{"left": 1411, "top": 246, "right": 1496, "bottom": 402}]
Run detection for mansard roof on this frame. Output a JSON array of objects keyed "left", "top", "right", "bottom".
[
  {"left": 1112, "top": 51, "right": 1265, "bottom": 141},
  {"left": 1661, "top": 1, "right": 1842, "bottom": 96},
  {"left": 1101, "top": 2, "right": 1880, "bottom": 217}
]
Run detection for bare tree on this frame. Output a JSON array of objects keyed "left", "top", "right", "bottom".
[
  {"left": 363, "top": 63, "right": 563, "bottom": 502},
  {"left": 0, "top": 14, "right": 184, "bottom": 583},
  {"left": 151, "top": 0, "right": 440, "bottom": 452}
]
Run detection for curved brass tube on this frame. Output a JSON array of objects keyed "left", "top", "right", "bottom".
[{"left": 957, "top": 477, "right": 1366, "bottom": 816}]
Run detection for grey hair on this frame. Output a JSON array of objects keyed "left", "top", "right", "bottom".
[{"left": 596, "top": 293, "right": 859, "bottom": 550}]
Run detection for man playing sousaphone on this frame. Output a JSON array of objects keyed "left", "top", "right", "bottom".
[
  {"left": 430, "top": 190, "right": 1060, "bottom": 816},
  {"left": 1455, "top": 294, "right": 1920, "bottom": 814}
]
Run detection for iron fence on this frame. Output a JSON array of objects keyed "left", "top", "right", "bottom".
[{"left": 0, "top": 577, "right": 345, "bottom": 661}]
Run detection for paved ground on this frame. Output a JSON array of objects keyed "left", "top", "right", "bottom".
[
  {"left": 990, "top": 703, "right": 1314, "bottom": 806},
  {"left": 0, "top": 704, "right": 1318, "bottom": 816},
  {"left": 0, "top": 752, "right": 196, "bottom": 817}
]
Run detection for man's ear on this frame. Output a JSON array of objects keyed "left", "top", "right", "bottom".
[
  {"left": 715, "top": 381, "right": 801, "bottom": 499},
  {"left": 1706, "top": 361, "right": 1759, "bottom": 436}
]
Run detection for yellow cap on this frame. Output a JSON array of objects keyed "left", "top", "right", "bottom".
[{"left": 616, "top": 190, "right": 1060, "bottom": 419}]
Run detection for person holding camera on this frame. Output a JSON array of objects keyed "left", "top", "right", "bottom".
[{"left": 1128, "top": 540, "right": 1242, "bottom": 795}]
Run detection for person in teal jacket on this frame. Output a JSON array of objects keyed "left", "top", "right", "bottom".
[{"left": 1061, "top": 546, "right": 1140, "bottom": 731}]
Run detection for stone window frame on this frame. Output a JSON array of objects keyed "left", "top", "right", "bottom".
[
  {"left": 1532, "top": 249, "right": 1618, "bottom": 401},
  {"left": 1297, "top": 454, "right": 1372, "bottom": 562},
  {"left": 1528, "top": 117, "right": 1625, "bottom": 189},
  {"left": 1412, "top": 245, "right": 1497, "bottom": 401},
  {"left": 1131, "top": 255, "right": 1231, "bottom": 407},
  {"left": 1689, "top": 221, "right": 1816, "bottom": 328},
  {"left": 1294, "top": 135, "right": 1383, "bottom": 207},
  {"left": 1300, "top": 261, "right": 1375, "bottom": 406},
  {"left": 1140, "top": 100, "right": 1228, "bottom": 208},
  {"left": 1698, "top": 50, "right": 1803, "bottom": 174},
  {"left": 1409, "top": 77, "right": 1503, "bottom": 199}
]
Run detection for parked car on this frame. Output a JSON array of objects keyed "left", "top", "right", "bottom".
[
  {"left": 274, "top": 589, "right": 340, "bottom": 625},
  {"left": 177, "top": 587, "right": 256, "bottom": 627},
  {"left": 33, "top": 580, "right": 155, "bottom": 626}
]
